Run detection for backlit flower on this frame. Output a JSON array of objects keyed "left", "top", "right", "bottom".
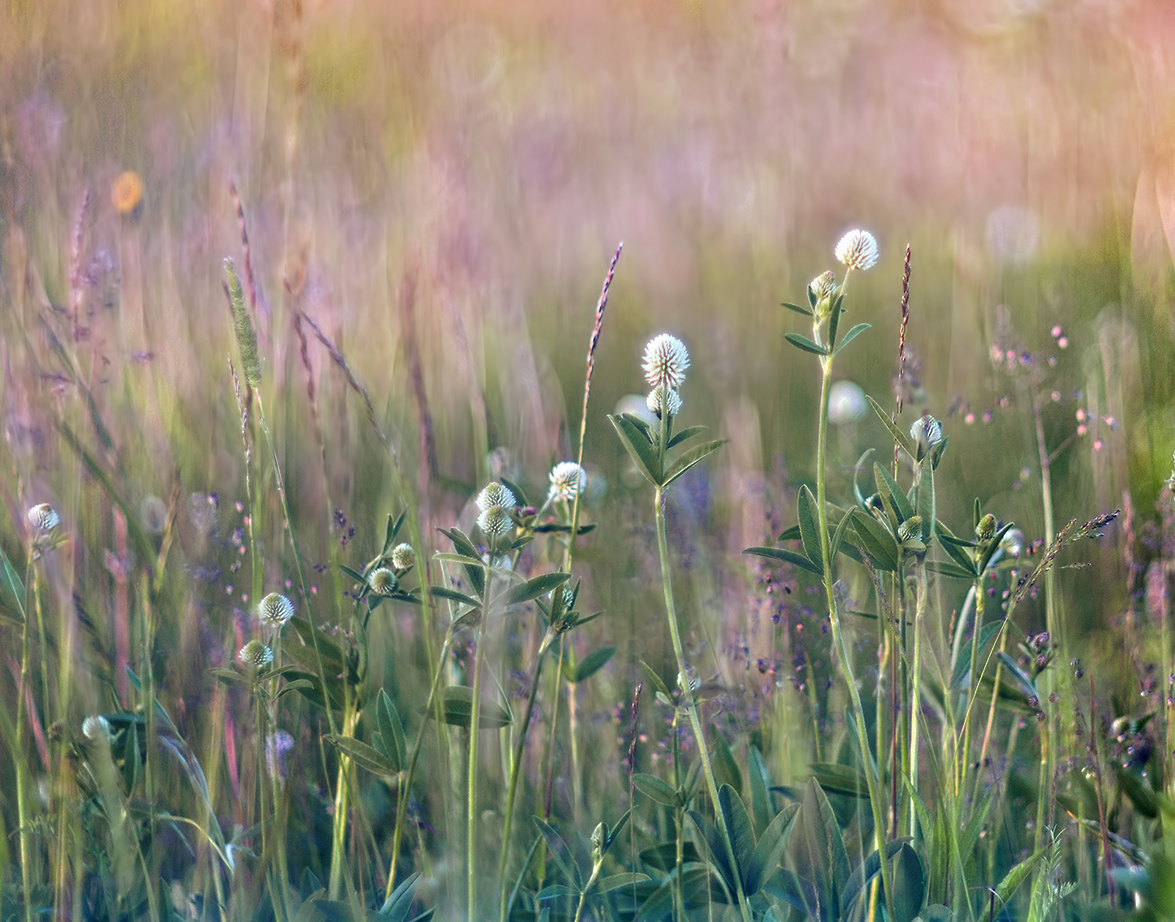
[
  {"left": 548, "top": 462, "right": 587, "bottom": 502},
  {"left": 238, "top": 640, "right": 273, "bottom": 668},
  {"left": 257, "top": 592, "right": 294, "bottom": 627},
  {"left": 27, "top": 503, "right": 59, "bottom": 532},
  {"left": 835, "top": 229, "right": 879, "bottom": 271},
  {"left": 647, "top": 385, "right": 682, "bottom": 419},
  {"left": 477, "top": 482, "right": 515, "bottom": 513},
  {"left": 642, "top": 334, "right": 690, "bottom": 392}
]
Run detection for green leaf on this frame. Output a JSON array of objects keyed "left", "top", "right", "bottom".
[
  {"left": 977, "top": 520, "right": 1019, "bottom": 574},
  {"left": 429, "top": 586, "right": 482, "bottom": 609},
  {"left": 507, "top": 572, "right": 570, "bottom": 606},
  {"left": 916, "top": 458, "right": 935, "bottom": 543},
  {"left": 377, "top": 690, "right": 407, "bottom": 769},
  {"left": 712, "top": 731, "right": 742, "bottom": 794},
  {"left": 638, "top": 660, "right": 673, "bottom": 701},
  {"left": 596, "top": 872, "right": 650, "bottom": 894},
  {"left": 747, "top": 803, "right": 800, "bottom": 896},
  {"left": 925, "top": 561, "right": 978, "bottom": 581},
  {"left": 718, "top": 784, "right": 757, "bottom": 895},
  {"left": 610, "top": 414, "right": 662, "bottom": 486},
  {"left": 288, "top": 617, "right": 347, "bottom": 673},
  {"left": 638, "top": 841, "right": 702, "bottom": 870},
  {"left": 866, "top": 396, "right": 916, "bottom": 461},
  {"left": 534, "top": 816, "right": 583, "bottom": 887},
  {"left": 500, "top": 477, "right": 529, "bottom": 509},
  {"left": 571, "top": 646, "right": 615, "bottom": 683},
  {"left": 742, "top": 545, "right": 823, "bottom": 576},
  {"left": 848, "top": 513, "right": 900, "bottom": 572},
  {"left": 636, "top": 866, "right": 713, "bottom": 921},
  {"left": 794, "top": 777, "right": 850, "bottom": 921},
  {"left": 663, "top": 439, "right": 727, "bottom": 489},
  {"left": 379, "top": 871, "right": 421, "bottom": 921},
  {"left": 838, "top": 839, "right": 911, "bottom": 915},
  {"left": 747, "top": 745, "right": 773, "bottom": 835},
  {"left": 326, "top": 735, "right": 400, "bottom": 777},
  {"left": 827, "top": 296, "right": 844, "bottom": 350},
  {"left": 833, "top": 322, "right": 871, "bottom": 355},
  {"left": 286, "top": 671, "right": 347, "bottom": 712},
  {"left": 0, "top": 543, "right": 25, "bottom": 623},
  {"left": 667, "top": 424, "right": 707, "bottom": 449},
  {"left": 890, "top": 841, "right": 926, "bottom": 922},
  {"left": 1112, "top": 764, "right": 1160, "bottom": 818},
  {"left": 633, "top": 772, "right": 679, "bottom": 807},
  {"left": 438, "top": 527, "right": 481, "bottom": 562},
  {"left": 797, "top": 486, "right": 824, "bottom": 571},
  {"left": 994, "top": 847, "right": 1046, "bottom": 906},
  {"left": 997, "top": 652, "right": 1039, "bottom": 702},
  {"left": 809, "top": 763, "right": 870, "bottom": 799},
  {"left": 688, "top": 810, "right": 738, "bottom": 897},
  {"left": 784, "top": 332, "right": 829, "bottom": 356},
  {"left": 829, "top": 508, "right": 855, "bottom": 567},
  {"left": 874, "top": 463, "right": 914, "bottom": 529},
  {"left": 951, "top": 619, "right": 1004, "bottom": 691},
  {"left": 433, "top": 685, "right": 512, "bottom": 729},
  {"left": 780, "top": 301, "right": 814, "bottom": 317},
  {"left": 936, "top": 535, "right": 977, "bottom": 576}
]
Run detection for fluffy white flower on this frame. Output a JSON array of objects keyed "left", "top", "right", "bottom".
[
  {"left": 548, "top": 462, "right": 587, "bottom": 502},
  {"left": 82, "top": 715, "right": 111, "bottom": 742},
  {"left": 647, "top": 385, "right": 682, "bottom": 419},
  {"left": 27, "top": 503, "right": 59, "bottom": 532},
  {"left": 238, "top": 640, "right": 273, "bottom": 668},
  {"left": 257, "top": 592, "right": 294, "bottom": 627},
  {"left": 477, "top": 482, "right": 516, "bottom": 513},
  {"left": 477, "top": 506, "right": 513, "bottom": 538},
  {"left": 642, "top": 334, "right": 690, "bottom": 392},
  {"left": 390, "top": 543, "right": 416, "bottom": 571},
  {"left": 835, "top": 229, "right": 879, "bottom": 271},
  {"left": 809, "top": 271, "right": 836, "bottom": 302},
  {"left": 368, "top": 567, "right": 398, "bottom": 594}
]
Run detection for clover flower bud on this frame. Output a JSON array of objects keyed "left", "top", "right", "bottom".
[
  {"left": 835, "top": 229, "right": 879, "bottom": 271},
  {"left": 548, "top": 462, "right": 587, "bottom": 502},
  {"left": 975, "top": 514, "right": 997, "bottom": 543},
  {"left": 257, "top": 592, "right": 294, "bottom": 627},
  {"left": 898, "top": 517, "right": 923, "bottom": 543},
  {"left": 910, "top": 414, "right": 943, "bottom": 451},
  {"left": 642, "top": 334, "right": 690, "bottom": 392},
  {"left": 477, "top": 482, "right": 516, "bottom": 513},
  {"left": 27, "top": 503, "right": 59, "bottom": 532},
  {"left": 809, "top": 271, "right": 836, "bottom": 302},
  {"left": 390, "top": 543, "right": 416, "bottom": 572},
  {"left": 677, "top": 667, "right": 700, "bottom": 693},
  {"left": 646, "top": 385, "right": 682, "bottom": 419},
  {"left": 238, "top": 640, "right": 273, "bottom": 668}
]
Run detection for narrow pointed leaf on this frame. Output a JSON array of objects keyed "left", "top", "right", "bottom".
[
  {"left": 867, "top": 396, "right": 916, "bottom": 460},
  {"left": 610, "top": 414, "right": 662, "bottom": 485},
  {"left": 638, "top": 661, "right": 673, "bottom": 701},
  {"left": 747, "top": 803, "right": 800, "bottom": 896},
  {"left": 507, "top": 572, "right": 570, "bottom": 606},
  {"left": 748, "top": 745, "right": 773, "bottom": 835},
  {"left": 829, "top": 508, "right": 855, "bottom": 566},
  {"left": 433, "top": 686, "right": 512, "bottom": 729},
  {"left": 379, "top": 872, "right": 421, "bottom": 921},
  {"left": 743, "top": 545, "right": 823, "bottom": 575},
  {"left": 833, "top": 323, "right": 871, "bottom": 355},
  {"left": 712, "top": 731, "right": 742, "bottom": 794},
  {"left": 781, "top": 301, "right": 814, "bottom": 317},
  {"left": 0, "top": 544, "right": 25, "bottom": 622},
  {"left": 994, "top": 847, "right": 1046, "bottom": 906},
  {"left": 663, "top": 438, "right": 727, "bottom": 489},
  {"left": 926, "top": 561, "right": 979, "bottom": 581},
  {"left": 326, "top": 735, "right": 400, "bottom": 777},
  {"left": 797, "top": 486, "right": 824, "bottom": 570},
  {"left": 718, "top": 785, "right": 757, "bottom": 894},
  {"left": 534, "top": 817, "right": 583, "bottom": 887},
  {"left": 936, "top": 536, "right": 977, "bottom": 576},
  {"left": 572, "top": 646, "right": 615, "bottom": 683},
  {"left": 429, "top": 586, "right": 482, "bottom": 609},
  {"left": 997, "top": 652, "right": 1039, "bottom": 700},
  {"left": 916, "top": 458, "right": 935, "bottom": 542},
  {"left": 784, "top": 332, "right": 830, "bottom": 356},
  {"left": 847, "top": 513, "right": 900, "bottom": 572},
  {"left": 839, "top": 839, "right": 911, "bottom": 914},
  {"left": 633, "top": 773, "right": 679, "bottom": 807},
  {"left": 874, "top": 463, "right": 914, "bottom": 527},
  {"left": 378, "top": 689, "right": 407, "bottom": 768},
  {"left": 438, "top": 527, "right": 482, "bottom": 562},
  {"left": 667, "top": 425, "right": 707, "bottom": 449}
]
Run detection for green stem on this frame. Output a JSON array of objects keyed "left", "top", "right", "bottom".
[
  {"left": 16, "top": 556, "right": 36, "bottom": 922},
  {"left": 468, "top": 567, "right": 493, "bottom": 922},
  {"left": 653, "top": 482, "right": 753, "bottom": 922},
  {"left": 814, "top": 355, "right": 897, "bottom": 922}
]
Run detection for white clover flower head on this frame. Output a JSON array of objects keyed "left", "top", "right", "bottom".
[
  {"left": 27, "top": 503, "right": 59, "bottom": 532},
  {"left": 646, "top": 385, "right": 682, "bottom": 419},
  {"left": 477, "top": 482, "right": 516, "bottom": 513},
  {"left": 257, "top": 592, "right": 294, "bottom": 627},
  {"left": 548, "top": 462, "right": 587, "bottom": 502},
  {"left": 368, "top": 567, "right": 398, "bottom": 595},
  {"left": 835, "top": 229, "right": 879, "bottom": 271},
  {"left": 82, "top": 715, "right": 111, "bottom": 742},
  {"left": 477, "top": 505, "right": 514, "bottom": 538},
  {"left": 676, "top": 667, "right": 701, "bottom": 693},
  {"left": 809, "top": 270, "right": 836, "bottom": 302},
  {"left": 642, "top": 334, "right": 690, "bottom": 392},
  {"left": 390, "top": 542, "right": 416, "bottom": 572},
  {"left": 910, "top": 414, "right": 943, "bottom": 450},
  {"left": 238, "top": 640, "right": 273, "bottom": 668},
  {"left": 897, "top": 517, "right": 924, "bottom": 544}
]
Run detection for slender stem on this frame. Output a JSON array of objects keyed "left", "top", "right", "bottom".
[
  {"left": 653, "top": 482, "right": 753, "bottom": 922},
  {"left": 16, "top": 556, "right": 35, "bottom": 922},
  {"left": 814, "top": 355, "right": 897, "bottom": 922},
  {"left": 468, "top": 568, "right": 493, "bottom": 922}
]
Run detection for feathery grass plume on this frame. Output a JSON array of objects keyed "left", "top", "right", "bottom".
[
  {"left": 390, "top": 542, "right": 416, "bottom": 572},
  {"left": 835, "top": 228, "right": 880, "bottom": 270},
  {"left": 547, "top": 461, "right": 587, "bottom": 502},
  {"left": 368, "top": 567, "right": 397, "bottom": 595},
  {"left": 642, "top": 333, "right": 690, "bottom": 391},
  {"left": 257, "top": 592, "right": 294, "bottom": 627},
  {"left": 225, "top": 259, "right": 262, "bottom": 386}
]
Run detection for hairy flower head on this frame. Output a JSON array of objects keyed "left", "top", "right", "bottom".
[
  {"left": 368, "top": 567, "right": 398, "bottom": 595},
  {"left": 390, "top": 543, "right": 416, "bottom": 572},
  {"left": 477, "top": 482, "right": 516, "bottom": 513},
  {"left": 238, "top": 640, "right": 273, "bottom": 669},
  {"left": 642, "top": 334, "right": 690, "bottom": 392},
  {"left": 477, "top": 505, "right": 514, "bottom": 538},
  {"left": 647, "top": 385, "right": 682, "bottom": 419},
  {"left": 257, "top": 592, "right": 294, "bottom": 627},
  {"left": 548, "top": 462, "right": 587, "bottom": 502},
  {"left": 910, "top": 414, "right": 943, "bottom": 451},
  {"left": 809, "top": 271, "right": 836, "bottom": 302},
  {"left": 835, "top": 229, "right": 879, "bottom": 271},
  {"left": 27, "top": 503, "right": 60, "bottom": 532}
]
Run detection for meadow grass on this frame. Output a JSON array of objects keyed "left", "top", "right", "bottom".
[{"left": 3, "top": 2, "right": 1175, "bottom": 921}]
